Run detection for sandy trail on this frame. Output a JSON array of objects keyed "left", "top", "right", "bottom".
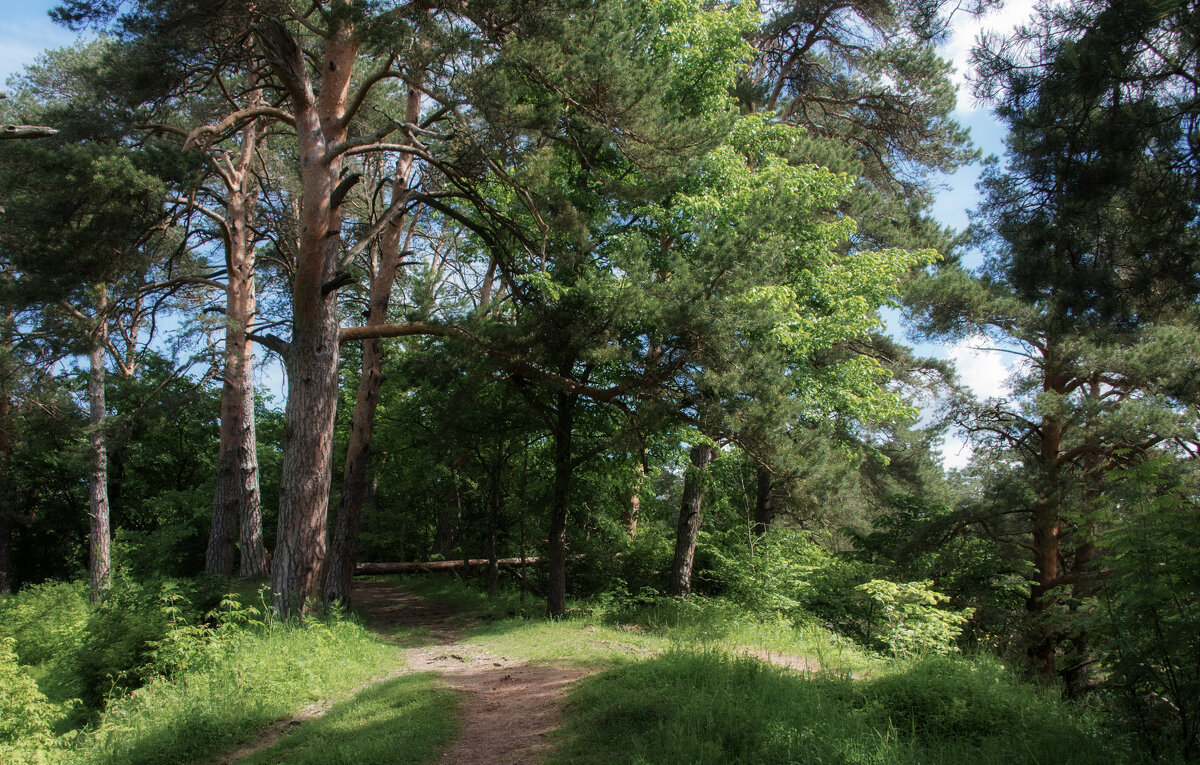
[{"left": 220, "top": 579, "right": 588, "bottom": 764}]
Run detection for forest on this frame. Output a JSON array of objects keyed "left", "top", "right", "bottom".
[{"left": 0, "top": 0, "right": 1198, "bottom": 762}]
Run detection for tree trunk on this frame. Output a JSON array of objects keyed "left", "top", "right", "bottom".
[
  {"left": 0, "top": 308, "right": 13, "bottom": 594},
  {"left": 668, "top": 443, "right": 715, "bottom": 597},
  {"left": 1027, "top": 353, "right": 1068, "bottom": 676},
  {"left": 87, "top": 294, "right": 111, "bottom": 600},
  {"left": 547, "top": 394, "right": 575, "bottom": 616},
  {"left": 621, "top": 449, "right": 647, "bottom": 539},
  {"left": 264, "top": 16, "right": 358, "bottom": 616},
  {"left": 432, "top": 453, "right": 468, "bottom": 558},
  {"left": 487, "top": 465, "right": 502, "bottom": 597},
  {"left": 752, "top": 465, "right": 774, "bottom": 542},
  {"left": 0, "top": 512, "right": 10, "bottom": 596},
  {"left": 207, "top": 110, "right": 268, "bottom": 580},
  {"left": 326, "top": 88, "right": 421, "bottom": 607}
]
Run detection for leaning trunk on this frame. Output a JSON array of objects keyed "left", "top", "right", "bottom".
[
  {"left": 547, "top": 394, "right": 575, "bottom": 616},
  {"left": 87, "top": 297, "right": 111, "bottom": 599},
  {"left": 668, "top": 443, "right": 715, "bottom": 597},
  {"left": 326, "top": 89, "right": 421, "bottom": 606},
  {"left": 263, "top": 16, "right": 358, "bottom": 615}
]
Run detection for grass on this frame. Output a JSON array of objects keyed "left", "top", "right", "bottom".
[
  {"left": 241, "top": 672, "right": 458, "bottom": 765},
  {"left": 66, "top": 619, "right": 404, "bottom": 765},
  {"left": 552, "top": 649, "right": 1138, "bottom": 765},
  {"left": 383, "top": 574, "right": 877, "bottom": 675}
]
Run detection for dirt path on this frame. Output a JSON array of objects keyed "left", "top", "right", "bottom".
[
  {"left": 355, "top": 578, "right": 591, "bottom": 765},
  {"left": 221, "top": 580, "right": 588, "bottom": 765}
]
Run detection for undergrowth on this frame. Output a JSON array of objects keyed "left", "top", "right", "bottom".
[{"left": 554, "top": 649, "right": 1140, "bottom": 764}]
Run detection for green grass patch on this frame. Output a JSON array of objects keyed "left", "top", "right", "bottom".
[
  {"left": 66, "top": 619, "right": 402, "bottom": 765},
  {"left": 554, "top": 649, "right": 1137, "bottom": 765},
  {"left": 241, "top": 672, "right": 458, "bottom": 765}
]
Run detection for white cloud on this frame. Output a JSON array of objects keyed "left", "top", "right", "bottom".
[
  {"left": 947, "top": 334, "right": 1012, "bottom": 400},
  {"left": 940, "top": 0, "right": 1041, "bottom": 114}
]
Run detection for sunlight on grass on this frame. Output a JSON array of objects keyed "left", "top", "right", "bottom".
[
  {"left": 69, "top": 621, "right": 403, "bottom": 765},
  {"left": 241, "top": 672, "right": 458, "bottom": 765}
]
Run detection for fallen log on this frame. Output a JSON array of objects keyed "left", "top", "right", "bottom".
[
  {"left": 1, "top": 124, "right": 59, "bottom": 140},
  {"left": 355, "top": 557, "right": 538, "bottom": 575}
]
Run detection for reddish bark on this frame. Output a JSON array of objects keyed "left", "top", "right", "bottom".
[
  {"left": 259, "top": 14, "right": 358, "bottom": 615},
  {"left": 326, "top": 87, "right": 421, "bottom": 607},
  {"left": 1027, "top": 347, "right": 1068, "bottom": 676}
]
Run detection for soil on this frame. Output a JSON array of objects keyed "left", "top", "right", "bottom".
[{"left": 218, "top": 579, "right": 590, "bottom": 765}]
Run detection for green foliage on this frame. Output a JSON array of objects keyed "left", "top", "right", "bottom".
[
  {"left": 0, "top": 638, "right": 72, "bottom": 763},
  {"left": 0, "top": 580, "right": 90, "bottom": 669},
  {"left": 555, "top": 649, "right": 1129, "bottom": 764},
  {"left": 69, "top": 616, "right": 399, "bottom": 765},
  {"left": 1092, "top": 457, "right": 1200, "bottom": 761},
  {"left": 72, "top": 577, "right": 199, "bottom": 709},
  {"left": 856, "top": 579, "right": 972, "bottom": 656}
]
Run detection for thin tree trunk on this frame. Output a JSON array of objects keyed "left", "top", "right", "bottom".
[
  {"left": 432, "top": 453, "right": 468, "bottom": 558},
  {"left": 207, "top": 108, "right": 268, "bottom": 580},
  {"left": 0, "top": 307, "right": 13, "bottom": 594},
  {"left": 87, "top": 292, "right": 111, "bottom": 600},
  {"left": 263, "top": 16, "right": 358, "bottom": 616},
  {"left": 621, "top": 448, "right": 647, "bottom": 539},
  {"left": 547, "top": 393, "right": 575, "bottom": 616},
  {"left": 326, "top": 88, "right": 421, "bottom": 606},
  {"left": 752, "top": 465, "right": 774, "bottom": 542},
  {"left": 668, "top": 443, "right": 715, "bottom": 597},
  {"left": 487, "top": 464, "right": 502, "bottom": 597}
]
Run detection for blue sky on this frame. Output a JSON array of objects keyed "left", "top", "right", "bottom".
[{"left": 1, "top": 0, "right": 1038, "bottom": 468}]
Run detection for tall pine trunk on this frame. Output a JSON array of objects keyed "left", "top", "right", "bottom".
[
  {"left": 668, "top": 443, "right": 715, "bottom": 597},
  {"left": 326, "top": 88, "right": 421, "bottom": 606},
  {"left": 260, "top": 16, "right": 358, "bottom": 615},
  {"left": 547, "top": 393, "right": 575, "bottom": 616},
  {"left": 207, "top": 111, "right": 268, "bottom": 580},
  {"left": 1028, "top": 347, "right": 1068, "bottom": 676},
  {"left": 87, "top": 291, "right": 111, "bottom": 600}
]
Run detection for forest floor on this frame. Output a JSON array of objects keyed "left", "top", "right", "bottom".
[
  {"left": 214, "top": 577, "right": 861, "bottom": 764},
  {"left": 219, "top": 579, "right": 598, "bottom": 765}
]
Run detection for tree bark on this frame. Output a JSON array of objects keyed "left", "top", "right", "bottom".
[
  {"left": 263, "top": 15, "right": 358, "bottom": 616},
  {"left": 487, "top": 464, "right": 502, "bottom": 597},
  {"left": 207, "top": 106, "right": 268, "bottom": 580},
  {"left": 752, "top": 465, "right": 774, "bottom": 541},
  {"left": 547, "top": 393, "right": 575, "bottom": 616},
  {"left": 0, "top": 307, "right": 13, "bottom": 594},
  {"left": 668, "top": 443, "right": 715, "bottom": 597},
  {"left": 87, "top": 292, "right": 111, "bottom": 600},
  {"left": 621, "top": 448, "right": 647, "bottom": 539},
  {"left": 1027, "top": 348, "right": 1068, "bottom": 676},
  {"left": 325, "top": 88, "right": 421, "bottom": 607},
  {"left": 356, "top": 557, "right": 537, "bottom": 575},
  {"left": 432, "top": 452, "right": 469, "bottom": 558}
]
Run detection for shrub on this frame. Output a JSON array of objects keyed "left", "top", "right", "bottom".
[
  {"left": 856, "top": 579, "right": 973, "bottom": 656},
  {"left": 0, "top": 638, "right": 70, "bottom": 762}
]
